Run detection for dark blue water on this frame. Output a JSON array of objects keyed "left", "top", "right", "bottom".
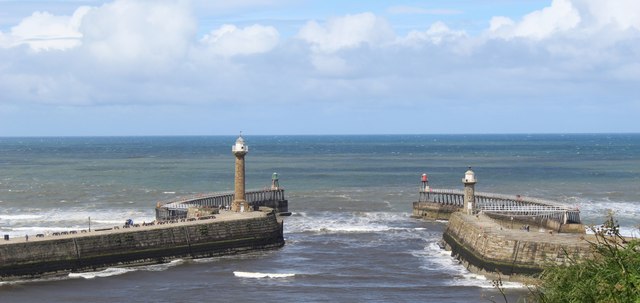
[{"left": 0, "top": 134, "right": 638, "bottom": 302}]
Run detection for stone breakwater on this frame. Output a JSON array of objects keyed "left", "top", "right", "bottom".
[
  {"left": 442, "top": 212, "right": 592, "bottom": 282},
  {"left": 0, "top": 211, "right": 284, "bottom": 281},
  {"left": 412, "top": 201, "right": 458, "bottom": 221}
]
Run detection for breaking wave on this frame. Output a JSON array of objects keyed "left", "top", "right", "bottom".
[
  {"left": 413, "top": 242, "right": 526, "bottom": 289},
  {"left": 0, "top": 214, "right": 43, "bottom": 220},
  {"left": 285, "top": 211, "right": 419, "bottom": 234},
  {"left": 69, "top": 268, "right": 134, "bottom": 279},
  {"left": 0, "top": 208, "right": 155, "bottom": 237},
  {"left": 233, "top": 271, "right": 295, "bottom": 279}
]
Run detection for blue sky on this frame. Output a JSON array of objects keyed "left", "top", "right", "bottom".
[{"left": 0, "top": 0, "right": 638, "bottom": 136}]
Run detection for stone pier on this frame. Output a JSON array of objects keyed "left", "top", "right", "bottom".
[
  {"left": 442, "top": 212, "right": 592, "bottom": 282},
  {"left": 0, "top": 210, "right": 284, "bottom": 281}
]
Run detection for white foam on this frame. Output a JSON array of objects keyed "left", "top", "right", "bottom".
[
  {"left": 620, "top": 227, "right": 640, "bottom": 238},
  {"left": 138, "top": 259, "right": 184, "bottom": 272},
  {"left": 93, "top": 219, "right": 126, "bottom": 224},
  {"left": 69, "top": 267, "right": 134, "bottom": 279},
  {"left": 585, "top": 226, "right": 640, "bottom": 238},
  {"left": 0, "top": 214, "right": 43, "bottom": 220},
  {"left": 313, "top": 226, "right": 412, "bottom": 233},
  {"left": 571, "top": 198, "right": 639, "bottom": 220},
  {"left": 413, "top": 241, "right": 526, "bottom": 289},
  {"left": 0, "top": 276, "right": 68, "bottom": 286},
  {"left": 11, "top": 226, "right": 76, "bottom": 233},
  {"left": 0, "top": 208, "right": 156, "bottom": 237},
  {"left": 454, "top": 273, "right": 525, "bottom": 289},
  {"left": 163, "top": 192, "right": 176, "bottom": 194},
  {"left": 285, "top": 211, "right": 413, "bottom": 234},
  {"left": 413, "top": 242, "right": 457, "bottom": 270},
  {"left": 233, "top": 271, "right": 295, "bottom": 279}
]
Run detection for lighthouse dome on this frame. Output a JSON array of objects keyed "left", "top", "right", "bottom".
[
  {"left": 232, "top": 135, "right": 248, "bottom": 153},
  {"left": 463, "top": 167, "right": 476, "bottom": 183}
]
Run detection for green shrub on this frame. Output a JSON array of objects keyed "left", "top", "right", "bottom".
[{"left": 535, "top": 214, "right": 640, "bottom": 303}]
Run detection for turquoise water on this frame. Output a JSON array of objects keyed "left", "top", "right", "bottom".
[{"left": 0, "top": 134, "right": 638, "bottom": 302}]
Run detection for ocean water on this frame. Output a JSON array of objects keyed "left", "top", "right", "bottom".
[{"left": 0, "top": 134, "right": 639, "bottom": 302}]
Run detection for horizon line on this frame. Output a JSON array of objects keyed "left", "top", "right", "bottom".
[{"left": 1, "top": 132, "right": 639, "bottom": 138}]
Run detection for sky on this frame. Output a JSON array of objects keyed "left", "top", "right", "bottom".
[{"left": 0, "top": 0, "right": 638, "bottom": 136}]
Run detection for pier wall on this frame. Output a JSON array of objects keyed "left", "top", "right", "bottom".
[
  {"left": 0, "top": 214, "right": 284, "bottom": 280},
  {"left": 412, "top": 201, "right": 458, "bottom": 220},
  {"left": 442, "top": 212, "right": 591, "bottom": 281}
]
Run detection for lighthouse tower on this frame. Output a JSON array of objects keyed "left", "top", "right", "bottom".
[
  {"left": 419, "top": 173, "right": 430, "bottom": 202},
  {"left": 420, "top": 173, "right": 430, "bottom": 192},
  {"left": 231, "top": 135, "right": 250, "bottom": 212},
  {"left": 462, "top": 167, "right": 477, "bottom": 215},
  {"left": 271, "top": 172, "right": 280, "bottom": 190}
]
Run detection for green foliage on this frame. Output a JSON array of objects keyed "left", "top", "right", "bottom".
[{"left": 535, "top": 213, "right": 640, "bottom": 303}]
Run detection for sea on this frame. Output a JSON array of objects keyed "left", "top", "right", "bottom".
[{"left": 0, "top": 134, "right": 638, "bottom": 302}]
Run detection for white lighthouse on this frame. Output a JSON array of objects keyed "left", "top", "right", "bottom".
[
  {"left": 231, "top": 135, "right": 249, "bottom": 212},
  {"left": 462, "top": 167, "right": 477, "bottom": 215}
]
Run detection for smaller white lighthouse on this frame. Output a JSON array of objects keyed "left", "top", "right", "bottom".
[
  {"left": 231, "top": 135, "right": 249, "bottom": 212},
  {"left": 462, "top": 167, "right": 477, "bottom": 215}
]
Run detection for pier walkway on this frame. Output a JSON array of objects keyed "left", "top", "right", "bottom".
[
  {"left": 442, "top": 211, "right": 593, "bottom": 281},
  {"left": 416, "top": 188, "right": 581, "bottom": 225},
  {"left": 156, "top": 189, "right": 288, "bottom": 221},
  {"left": 0, "top": 210, "right": 267, "bottom": 245}
]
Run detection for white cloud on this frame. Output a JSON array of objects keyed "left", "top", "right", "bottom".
[
  {"left": 309, "top": 54, "right": 350, "bottom": 75},
  {"left": 401, "top": 21, "right": 467, "bottom": 46},
  {"left": 0, "top": 7, "right": 89, "bottom": 51},
  {"left": 387, "top": 5, "right": 462, "bottom": 15},
  {"left": 489, "top": 0, "right": 581, "bottom": 40},
  {"left": 191, "top": 0, "right": 289, "bottom": 13},
  {"left": 581, "top": 0, "right": 640, "bottom": 31},
  {"left": 80, "top": 0, "right": 196, "bottom": 67},
  {"left": 488, "top": 0, "right": 640, "bottom": 42},
  {"left": 0, "top": 0, "right": 638, "bottom": 135},
  {"left": 200, "top": 24, "right": 279, "bottom": 57},
  {"left": 489, "top": 16, "right": 514, "bottom": 32},
  {"left": 297, "top": 12, "right": 395, "bottom": 53}
]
